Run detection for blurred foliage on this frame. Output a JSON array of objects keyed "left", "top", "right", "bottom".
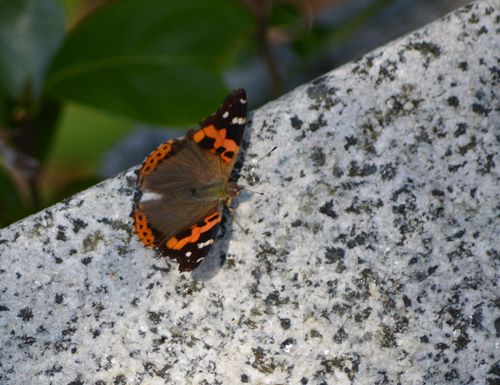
[
  {"left": 51, "top": 103, "right": 132, "bottom": 167},
  {"left": 0, "top": 0, "right": 252, "bottom": 227},
  {"left": 46, "top": 0, "right": 253, "bottom": 124},
  {"left": 1, "top": 0, "right": 441, "bottom": 227},
  {"left": 0, "top": 167, "right": 28, "bottom": 226}
]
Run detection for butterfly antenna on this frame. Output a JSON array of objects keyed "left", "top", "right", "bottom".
[
  {"left": 253, "top": 145, "right": 278, "bottom": 165},
  {"left": 239, "top": 145, "right": 278, "bottom": 177},
  {"left": 238, "top": 145, "right": 277, "bottom": 194},
  {"left": 243, "top": 188, "right": 264, "bottom": 196}
]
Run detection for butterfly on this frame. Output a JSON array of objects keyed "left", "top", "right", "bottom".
[{"left": 132, "top": 89, "right": 247, "bottom": 272}]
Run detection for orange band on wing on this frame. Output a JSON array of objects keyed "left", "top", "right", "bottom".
[
  {"left": 166, "top": 212, "right": 221, "bottom": 250},
  {"left": 132, "top": 205, "right": 155, "bottom": 248},
  {"left": 138, "top": 139, "right": 176, "bottom": 178},
  {"left": 193, "top": 124, "right": 239, "bottom": 163}
]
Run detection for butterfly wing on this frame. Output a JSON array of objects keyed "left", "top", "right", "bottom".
[
  {"left": 193, "top": 88, "right": 247, "bottom": 177},
  {"left": 132, "top": 89, "right": 247, "bottom": 272},
  {"left": 133, "top": 137, "right": 222, "bottom": 253},
  {"left": 162, "top": 209, "right": 223, "bottom": 272}
]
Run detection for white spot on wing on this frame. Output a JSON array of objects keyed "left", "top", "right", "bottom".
[
  {"left": 197, "top": 239, "right": 214, "bottom": 249},
  {"left": 240, "top": 98, "right": 246, "bottom": 104},
  {"left": 222, "top": 111, "right": 229, "bottom": 118},
  {"left": 185, "top": 251, "right": 192, "bottom": 257},
  {"left": 231, "top": 117, "right": 246, "bottom": 125},
  {"left": 140, "top": 191, "right": 162, "bottom": 202}
]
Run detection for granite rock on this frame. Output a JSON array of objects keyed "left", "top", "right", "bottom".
[{"left": 1, "top": 1, "right": 499, "bottom": 384}]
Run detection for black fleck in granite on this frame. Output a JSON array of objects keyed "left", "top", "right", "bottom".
[{"left": 0, "top": 2, "right": 499, "bottom": 384}]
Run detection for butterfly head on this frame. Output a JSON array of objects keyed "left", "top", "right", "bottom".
[{"left": 227, "top": 181, "right": 243, "bottom": 197}]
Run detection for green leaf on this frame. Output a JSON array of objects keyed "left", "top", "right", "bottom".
[
  {"left": 48, "top": 102, "right": 133, "bottom": 167},
  {"left": 0, "top": 167, "right": 28, "bottom": 227},
  {"left": 0, "top": 82, "right": 7, "bottom": 123},
  {"left": 0, "top": 0, "right": 65, "bottom": 98},
  {"left": 270, "top": 2, "right": 301, "bottom": 27},
  {"left": 46, "top": 0, "right": 252, "bottom": 125},
  {"left": 35, "top": 98, "right": 62, "bottom": 162}
]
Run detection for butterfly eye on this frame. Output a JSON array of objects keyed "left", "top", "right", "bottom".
[{"left": 188, "top": 187, "right": 198, "bottom": 196}]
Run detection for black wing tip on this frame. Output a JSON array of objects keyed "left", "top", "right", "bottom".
[
  {"left": 230, "top": 88, "right": 246, "bottom": 98},
  {"left": 198, "top": 88, "right": 247, "bottom": 129},
  {"left": 175, "top": 252, "right": 205, "bottom": 272},
  {"left": 224, "top": 88, "right": 247, "bottom": 107},
  {"left": 178, "top": 264, "right": 196, "bottom": 273}
]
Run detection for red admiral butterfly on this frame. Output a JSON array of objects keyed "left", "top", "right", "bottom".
[{"left": 132, "top": 89, "right": 247, "bottom": 272}]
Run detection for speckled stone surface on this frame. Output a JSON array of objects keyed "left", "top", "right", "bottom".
[{"left": 1, "top": 2, "right": 499, "bottom": 384}]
